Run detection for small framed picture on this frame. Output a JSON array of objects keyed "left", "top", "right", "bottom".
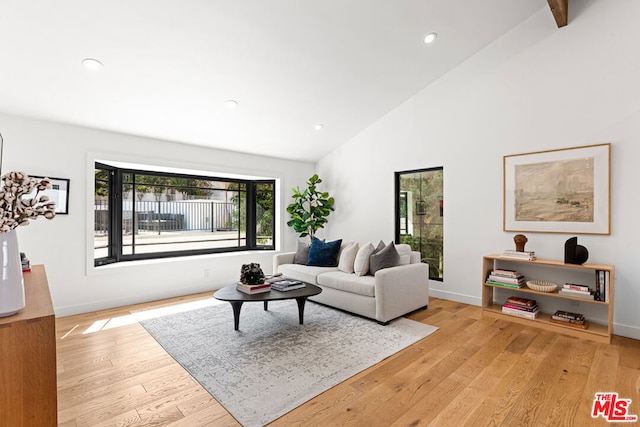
[{"left": 31, "top": 176, "right": 70, "bottom": 215}]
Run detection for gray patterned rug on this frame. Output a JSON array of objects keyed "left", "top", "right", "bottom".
[{"left": 138, "top": 298, "right": 437, "bottom": 426}]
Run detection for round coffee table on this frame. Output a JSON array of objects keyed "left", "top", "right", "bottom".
[{"left": 213, "top": 282, "right": 322, "bottom": 330}]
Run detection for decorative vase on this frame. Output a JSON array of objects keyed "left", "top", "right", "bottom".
[{"left": 0, "top": 230, "right": 25, "bottom": 317}]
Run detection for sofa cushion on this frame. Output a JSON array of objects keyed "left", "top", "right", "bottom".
[
  {"left": 396, "top": 244, "right": 412, "bottom": 265},
  {"left": 278, "top": 263, "right": 338, "bottom": 284},
  {"left": 337, "top": 242, "right": 358, "bottom": 274},
  {"left": 354, "top": 242, "right": 374, "bottom": 276},
  {"left": 371, "top": 240, "right": 385, "bottom": 255},
  {"left": 307, "top": 237, "right": 342, "bottom": 267},
  {"left": 293, "top": 239, "right": 311, "bottom": 264},
  {"left": 369, "top": 241, "right": 400, "bottom": 274},
  {"left": 316, "top": 271, "right": 376, "bottom": 297}
]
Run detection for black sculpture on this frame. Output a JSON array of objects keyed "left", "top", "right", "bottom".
[
  {"left": 564, "top": 237, "right": 589, "bottom": 265},
  {"left": 240, "top": 263, "right": 265, "bottom": 285}
]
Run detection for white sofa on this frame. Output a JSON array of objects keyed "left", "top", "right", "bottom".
[{"left": 273, "top": 243, "right": 429, "bottom": 324}]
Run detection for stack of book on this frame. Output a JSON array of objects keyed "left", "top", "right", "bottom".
[
  {"left": 486, "top": 269, "right": 525, "bottom": 288},
  {"left": 501, "top": 249, "right": 537, "bottom": 261},
  {"left": 501, "top": 296, "right": 539, "bottom": 319},
  {"left": 559, "top": 283, "right": 595, "bottom": 300},
  {"left": 20, "top": 252, "right": 31, "bottom": 272},
  {"left": 268, "top": 278, "right": 305, "bottom": 292},
  {"left": 550, "top": 310, "right": 589, "bottom": 329},
  {"left": 236, "top": 281, "right": 271, "bottom": 294}
]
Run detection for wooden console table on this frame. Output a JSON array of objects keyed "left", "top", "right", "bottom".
[{"left": 0, "top": 265, "right": 57, "bottom": 426}]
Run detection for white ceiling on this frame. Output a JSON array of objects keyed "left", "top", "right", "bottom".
[{"left": 0, "top": 1, "right": 547, "bottom": 162}]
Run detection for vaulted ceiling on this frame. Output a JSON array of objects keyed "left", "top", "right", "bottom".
[{"left": 0, "top": 1, "right": 553, "bottom": 161}]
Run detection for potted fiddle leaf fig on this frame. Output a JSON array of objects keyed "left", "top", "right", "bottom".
[{"left": 286, "top": 174, "right": 335, "bottom": 240}]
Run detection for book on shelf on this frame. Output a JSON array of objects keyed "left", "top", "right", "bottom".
[
  {"left": 487, "top": 274, "right": 525, "bottom": 285},
  {"left": 501, "top": 250, "right": 537, "bottom": 261},
  {"left": 553, "top": 310, "right": 584, "bottom": 321},
  {"left": 486, "top": 280, "right": 524, "bottom": 289},
  {"left": 563, "top": 283, "right": 591, "bottom": 292},
  {"left": 502, "top": 305, "right": 539, "bottom": 319},
  {"left": 503, "top": 302, "right": 539, "bottom": 312},
  {"left": 551, "top": 314, "right": 586, "bottom": 325},
  {"left": 549, "top": 318, "right": 590, "bottom": 329},
  {"left": 491, "top": 268, "right": 521, "bottom": 278},
  {"left": 558, "top": 289, "right": 595, "bottom": 300},
  {"left": 595, "top": 270, "right": 610, "bottom": 302},
  {"left": 236, "top": 282, "right": 272, "bottom": 294},
  {"left": 505, "top": 296, "right": 537, "bottom": 308}
]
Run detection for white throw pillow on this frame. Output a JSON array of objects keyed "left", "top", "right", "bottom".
[
  {"left": 354, "top": 242, "right": 374, "bottom": 276},
  {"left": 396, "top": 244, "right": 412, "bottom": 265},
  {"left": 338, "top": 243, "right": 358, "bottom": 274}
]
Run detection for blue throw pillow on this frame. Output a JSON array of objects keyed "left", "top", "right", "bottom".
[{"left": 306, "top": 237, "right": 343, "bottom": 267}]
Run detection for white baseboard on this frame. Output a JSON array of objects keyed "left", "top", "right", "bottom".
[
  {"left": 54, "top": 284, "right": 223, "bottom": 318},
  {"left": 612, "top": 323, "right": 640, "bottom": 341},
  {"left": 429, "top": 288, "right": 481, "bottom": 307}
]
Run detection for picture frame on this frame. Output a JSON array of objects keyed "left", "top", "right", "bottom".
[
  {"left": 31, "top": 176, "right": 70, "bottom": 215},
  {"left": 503, "top": 143, "right": 610, "bottom": 235}
]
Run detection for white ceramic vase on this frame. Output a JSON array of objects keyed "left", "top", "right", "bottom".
[{"left": 0, "top": 229, "right": 25, "bottom": 317}]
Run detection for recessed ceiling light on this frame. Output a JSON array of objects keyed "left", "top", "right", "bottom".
[
  {"left": 82, "top": 58, "right": 103, "bottom": 71},
  {"left": 314, "top": 124, "right": 324, "bottom": 131},
  {"left": 224, "top": 100, "right": 238, "bottom": 109},
  {"left": 423, "top": 32, "right": 438, "bottom": 44}
]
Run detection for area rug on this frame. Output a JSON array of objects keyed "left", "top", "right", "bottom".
[{"left": 139, "top": 299, "right": 438, "bottom": 426}]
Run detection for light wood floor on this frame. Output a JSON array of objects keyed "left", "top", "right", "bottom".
[{"left": 56, "top": 293, "right": 640, "bottom": 426}]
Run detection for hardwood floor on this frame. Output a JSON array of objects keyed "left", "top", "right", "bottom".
[{"left": 56, "top": 293, "right": 640, "bottom": 426}]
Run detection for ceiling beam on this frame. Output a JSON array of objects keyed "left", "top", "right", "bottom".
[{"left": 547, "top": 0, "right": 569, "bottom": 27}]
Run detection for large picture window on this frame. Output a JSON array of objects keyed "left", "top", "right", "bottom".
[
  {"left": 395, "top": 167, "right": 443, "bottom": 280},
  {"left": 94, "top": 162, "right": 275, "bottom": 266}
]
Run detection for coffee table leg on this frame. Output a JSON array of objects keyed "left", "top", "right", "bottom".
[
  {"left": 295, "top": 297, "right": 307, "bottom": 324},
  {"left": 229, "top": 301, "right": 243, "bottom": 330}
]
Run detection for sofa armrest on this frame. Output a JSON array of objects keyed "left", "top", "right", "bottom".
[
  {"left": 273, "top": 252, "right": 296, "bottom": 273},
  {"left": 374, "top": 263, "right": 429, "bottom": 323}
]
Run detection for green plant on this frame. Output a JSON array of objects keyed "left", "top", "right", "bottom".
[{"left": 286, "top": 174, "right": 335, "bottom": 239}]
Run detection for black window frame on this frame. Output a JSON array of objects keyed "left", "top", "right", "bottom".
[
  {"left": 394, "top": 166, "right": 444, "bottom": 281},
  {"left": 94, "top": 162, "right": 275, "bottom": 266}
]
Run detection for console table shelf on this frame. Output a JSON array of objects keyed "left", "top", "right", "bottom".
[
  {"left": 482, "top": 255, "right": 614, "bottom": 344},
  {"left": 0, "top": 265, "right": 57, "bottom": 426}
]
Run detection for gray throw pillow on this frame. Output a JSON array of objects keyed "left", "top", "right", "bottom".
[
  {"left": 293, "top": 240, "right": 311, "bottom": 264},
  {"left": 371, "top": 240, "right": 385, "bottom": 256},
  {"left": 369, "top": 241, "right": 400, "bottom": 275}
]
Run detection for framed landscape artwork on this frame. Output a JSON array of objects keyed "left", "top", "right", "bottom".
[{"left": 503, "top": 143, "right": 610, "bottom": 235}]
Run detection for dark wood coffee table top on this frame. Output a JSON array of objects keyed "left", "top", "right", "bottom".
[
  {"left": 213, "top": 282, "right": 322, "bottom": 330},
  {"left": 214, "top": 282, "right": 322, "bottom": 302}
]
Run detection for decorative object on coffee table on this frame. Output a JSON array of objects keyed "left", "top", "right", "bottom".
[
  {"left": 513, "top": 234, "right": 528, "bottom": 252},
  {"left": 240, "top": 262, "right": 265, "bottom": 285},
  {"left": 564, "top": 236, "right": 589, "bottom": 265}
]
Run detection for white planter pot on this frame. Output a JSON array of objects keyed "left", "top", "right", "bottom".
[{"left": 0, "top": 229, "right": 25, "bottom": 317}]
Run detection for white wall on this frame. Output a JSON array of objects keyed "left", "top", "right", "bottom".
[
  {"left": 317, "top": 0, "right": 640, "bottom": 339},
  {"left": 0, "top": 113, "right": 314, "bottom": 316}
]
